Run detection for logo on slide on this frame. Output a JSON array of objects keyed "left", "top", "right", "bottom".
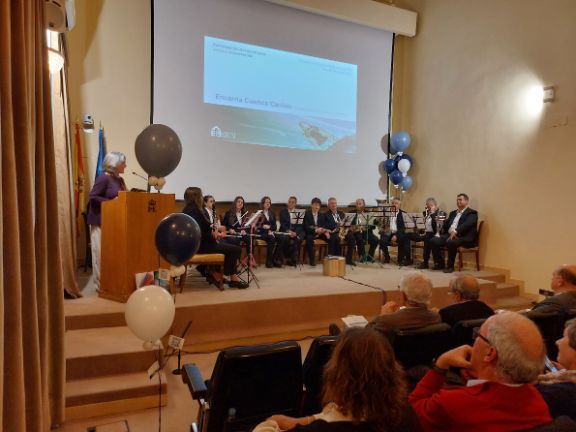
[{"left": 210, "top": 126, "right": 222, "bottom": 138}]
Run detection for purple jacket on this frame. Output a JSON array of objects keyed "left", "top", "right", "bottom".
[{"left": 87, "top": 173, "right": 126, "bottom": 226}]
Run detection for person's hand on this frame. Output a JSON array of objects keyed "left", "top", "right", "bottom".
[
  {"left": 263, "top": 224, "right": 271, "bottom": 230},
  {"left": 229, "top": 229, "right": 236, "bottom": 234},
  {"left": 449, "top": 232, "right": 458, "bottom": 240},
  {"left": 267, "top": 414, "right": 302, "bottom": 431},
  {"left": 289, "top": 231, "right": 296, "bottom": 237},
  {"left": 435, "top": 345, "right": 473, "bottom": 370},
  {"left": 382, "top": 301, "right": 400, "bottom": 314}
]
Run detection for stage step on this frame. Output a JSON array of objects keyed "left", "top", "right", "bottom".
[
  {"left": 65, "top": 371, "right": 167, "bottom": 421},
  {"left": 472, "top": 271, "right": 506, "bottom": 284},
  {"left": 66, "top": 326, "right": 157, "bottom": 380},
  {"left": 494, "top": 295, "right": 534, "bottom": 311},
  {"left": 65, "top": 326, "right": 168, "bottom": 420},
  {"left": 496, "top": 282, "right": 519, "bottom": 299}
]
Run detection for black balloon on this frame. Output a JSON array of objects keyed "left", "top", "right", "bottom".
[
  {"left": 155, "top": 213, "right": 201, "bottom": 266},
  {"left": 135, "top": 124, "right": 182, "bottom": 177}
]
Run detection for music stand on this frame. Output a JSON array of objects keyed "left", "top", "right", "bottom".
[
  {"left": 237, "top": 210, "right": 262, "bottom": 288},
  {"left": 284, "top": 209, "right": 305, "bottom": 269}
]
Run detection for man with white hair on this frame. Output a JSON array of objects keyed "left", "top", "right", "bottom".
[
  {"left": 410, "top": 311, "right": 552, "bottom": 431},
  {"left": 369, "top": 271, "right": 441, "bottom": 332}
]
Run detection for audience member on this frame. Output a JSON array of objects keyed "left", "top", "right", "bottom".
[
  {"left": 536, "top": 317, "right": 576, "bottom": 421},
  {"left": 254, "top": 327, "right": 421, "bottom": 431},
  {"left": 439, "top": 275, "right": 494, "bottom": 327},
  {"left": 368, "top": 271, "right": 441, "bottom": 333},
  {"left": 532, "top": 265, "right": 576, "bottom": 313},
  {"left": 409, "top": 311, "right": 551, "bottom": 431}
]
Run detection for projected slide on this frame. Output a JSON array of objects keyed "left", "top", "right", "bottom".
[{"left": 204, "top": 36, "right": 358, "bottom": 152}]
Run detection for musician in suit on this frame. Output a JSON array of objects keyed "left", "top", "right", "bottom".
[
  {"left": 323, "top": 197, "right": 346, "bottom": 257},
  {"left": 430, "top": 193, "right": 478, "bottom": 273},
  {"left": 379, "top": 197, "right": 411, "bottom": 265},
  {"left": 439, "top": 275, "right": 494, "bottom": 327},
  {"left": 303, "top": 197, "right": 328, "bottom": 266},
  {"left": 222, "top": 195, "right": 251, "bottom": 255},
  {"left": 258, "top": 196, "right": 283, "bottom": 268},
  {"left": 406, "top": 197, "right": 439, "bottom": 270},
  {"left": 279, "top": 196, "right": 304, "bottom": 266},
  {"left": 346, "top": 198, "right": 379, "bottom": 265}
]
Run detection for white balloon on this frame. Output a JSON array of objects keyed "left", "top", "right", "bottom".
[
  {"left": 157, "top": 177, "right": 166, "bottom": 187},
  {"left": 148, "top": 176, "right": 159, "bottom": 186},
  {"left": 125, "top": 285, "right": 175, "bottom": 342},
  {"left": 397, "top": 159, "right": 411, "bottom": 173}
]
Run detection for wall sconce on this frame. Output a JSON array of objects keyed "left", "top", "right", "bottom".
[
  {"left": 48, "top": 48, "right": 64, "bottom": 74},
  {"left": 543, "top": 85, "right": 555, "bottom": 103}
]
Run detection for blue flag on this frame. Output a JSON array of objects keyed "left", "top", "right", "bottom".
[{"left": 95, "top": 127, "right": 105, "bottom": 181}]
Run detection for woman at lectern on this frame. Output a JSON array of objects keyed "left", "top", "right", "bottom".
[
  {"left": 183, "top": 187, "right": 248, "bottom": 289},
  {"left": 87, "top": 151, "right": 127, "bottom": 290}
]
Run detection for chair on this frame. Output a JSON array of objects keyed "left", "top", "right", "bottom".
[
  {"left": 301, "top": 335, "right": 338, "bottom": 415},
  {"left": 457, "top": 220, "right": 484, "bottom": 271},
  {"left": 81, "top": 211, "right": 92, "bottom": 272},
  {"left": 182, "top": 340, "right": 303, "bottom": 432},
  {"left": 178, "top": 254, "right": 225, "bottom": 292},
  {"left": 451, "top": 317, "right": 488, "bottom": 347},
  {"left": 302, "top": 239, "right": 328, "bottom": 264},
  {"left": 523, "top": 310, "right": 564, "bottom": 360},
  {"left": 389, "top": 323, "right": 452, "bottom": 368}
]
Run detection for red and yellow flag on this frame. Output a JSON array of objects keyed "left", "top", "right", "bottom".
[{"left": 73, "top": 122, "right": 87, "bottom": 235}]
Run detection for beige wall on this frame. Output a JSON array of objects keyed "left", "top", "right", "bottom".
[
  {"left": 67, "top": 0, "right": 150, "bottom": 191},
  {"left": 393, "top": 0, "right": 576, "bottom": 292},
  {"left": 68, "top": 0, "right": 576, "bottom": 293}
]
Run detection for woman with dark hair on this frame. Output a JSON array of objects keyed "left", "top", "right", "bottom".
[
  {"left": 222, "top": 195, "right": 251, "bottom": 255},
  {"left": 87, "top": 151, "right": 127, "bottom": 290},
  {"left": 258, "top": 196, "right": 283, "bottom": 268},
  {"left": 254, "top": 327, "right": 420, "bottom": 431},
  {"left": 182, "top": 187, "right": 247, "bottom": 289}
]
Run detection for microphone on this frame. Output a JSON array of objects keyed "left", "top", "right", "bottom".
[{"left": 132, "top": 171, "right": 148, "bottom": 181}]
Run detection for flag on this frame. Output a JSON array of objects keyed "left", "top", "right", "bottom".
[
  {"left": 73, "top": 122, "right": 87, "bottom": 236},
  {"left": 95, "top": 126, "right": 106, "bottom": 181}
]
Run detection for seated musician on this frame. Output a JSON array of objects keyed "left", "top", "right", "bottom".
[
  {"left": 221, "top": 195, "right": 251, "bottom": 255},
  {"left": 303, "top": 197, "right": 327, "bottom": 267},
  {"left": 258, "top": 196, "right": 283, "bottom": 268},
  {"left": 379, "top": 197, "right": 411, "bottom": 265},
  {"left": 182, "top": 187, "right": 248, "bottom": 289},
  {"left": 323, "top": 197, "right": 346, "bottom": 257},
  {"left": 405, "top": 197, "right": 439, "bottom": 269},
  {"left": 279, "top": 196, "right": 304, "bottom": 267},
  {"left": 345, "top": 198, "right": 379, "bottom": 265}
]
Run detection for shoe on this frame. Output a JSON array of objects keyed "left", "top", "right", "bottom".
[
  {"left": 274, "top": 261, "right": 283, "bottom": 268},
  {"left": 443, "top": 267, "right": 455, "bottom": 273},
  {"left": 229, "top": 280, "right": 249, "bottom": 289},
  {"left": 346, "top": 260, "right": 356, "bottom": 266},
  {"left": 328, "top": 323, "right": 342, "bottom": 336},
  {"left": 432, "top": 263, "right": 445, "bottom": 270},
  {"left": 417, "top": 262, "right": 429, "bottom": 269},
  {"left": 309, "top": 259, "right": 316, "bottom": 267},
  {"left": 266, "top": 262, "right": 274, "bottom": 268},
  {"left": 382, "top": 256, "right": 391, "bottom": 264}
]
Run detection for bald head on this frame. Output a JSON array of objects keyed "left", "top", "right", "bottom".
[
  {"left": 484, "top": 312, "right": 545, "bottom": 383},
  {"left": 450, "top": 275, "right": 480, "bottom": 301},
  {"left": 552, "top": 265, "right": 576, "bottom": 293}
]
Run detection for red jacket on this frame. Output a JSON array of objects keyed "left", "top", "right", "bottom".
[{"left": 409, "top": 369, "right": 551, "bottom": 432}]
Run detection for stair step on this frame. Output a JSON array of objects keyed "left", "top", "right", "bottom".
[
  {"left": 472, "top": 271, "right": 506, "bottom": 283},
  {"left": 496, "top": 282, "right": 519, "bottom": 299},
  {"left": 493, "top": 295, "right": 534, "bottom": 311},
  {"left": 66, "top": 371, "right": 167, "bottom": 408},
  {"left": 66, "top": 327, "right": 157, "bottom": 380}
]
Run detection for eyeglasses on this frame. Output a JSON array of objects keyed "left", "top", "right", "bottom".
[{"left": 472, "top": 327, "right": 491, "bottom": 345}]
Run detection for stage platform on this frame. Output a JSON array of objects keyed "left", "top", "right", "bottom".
[{"left": 66, "top": 264, "right": 501, "bottom": 349}]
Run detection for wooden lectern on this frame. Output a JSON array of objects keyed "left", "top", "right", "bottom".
[{"left": 99, "top": 191, "right": 175, "bottom": 302}]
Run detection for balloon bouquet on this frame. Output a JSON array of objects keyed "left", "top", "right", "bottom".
[
  {"left": 382, "top": 131, "right": 414, "bottom": 193},
  {"left": 125, "top": 124, "right": 202, "bottom": 350}
]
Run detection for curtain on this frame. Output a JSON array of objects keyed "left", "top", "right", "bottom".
[{"left": 0, "top": 0, "right": 65, "bottom": 430}]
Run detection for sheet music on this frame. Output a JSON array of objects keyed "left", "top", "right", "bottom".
[
  {"left": 289, "top": 209, "right": 305, "bottom": 225},
  {"left": 242, "top": 210, "right": 263, "bottom": 228}
]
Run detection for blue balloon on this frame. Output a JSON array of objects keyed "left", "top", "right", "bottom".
[
  {"left": 390, "top": 131, "right": 411, "bottom": 153},
  {"left": 384, "top": 159, "right": 397, "bottom": 174},
  {"left": 155, "top": 213, "right": 201, "bottom": 266},
  {"left": 400, "top": 175, "right": 413, "bottom": 191},
  {"left": 389, "top": 169, "right": 403, "bottom": 185}
]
